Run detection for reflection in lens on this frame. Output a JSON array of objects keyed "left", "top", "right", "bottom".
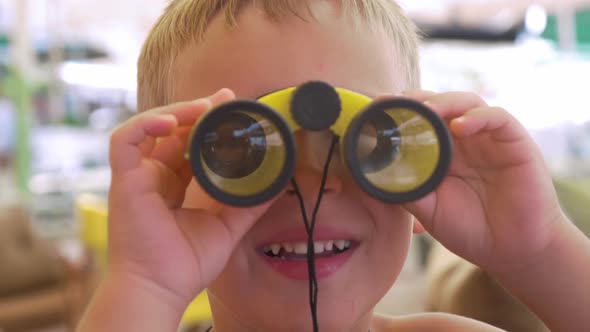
[
  {"left": 201, "top": 112, "right": 266, "bottom": 179},
  {"left": 356, "top": 112, "right": 401, "bottom": 174},
  {"left": 361, "top": 107, "right": 440, "bottom": 193}
]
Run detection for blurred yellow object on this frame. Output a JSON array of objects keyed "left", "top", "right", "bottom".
[
  {"left": 74, "top": 193, "right": 212, "bottom": 326},
  {"left": 76, "top": 194, "right": 109, "bottom": 269}
]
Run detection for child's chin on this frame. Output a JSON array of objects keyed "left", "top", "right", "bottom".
[
  {"left": 284, "top": 296, "right": 366, "bottom": 330},
  {"left": 261, "top": 316, "right": 358, "bottom": 332}
]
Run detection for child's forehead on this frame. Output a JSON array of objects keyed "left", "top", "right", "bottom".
[{"left": 171, "top": 8, "right": 402, "bottom": 103}]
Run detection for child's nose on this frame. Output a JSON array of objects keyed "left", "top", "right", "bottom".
[{"left": 287, "top": 131, "right": 343, "bottom": 197}]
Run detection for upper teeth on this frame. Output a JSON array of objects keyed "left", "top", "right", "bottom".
[{"left": 263, "top": 240, "right": 351, "bottom": 255}]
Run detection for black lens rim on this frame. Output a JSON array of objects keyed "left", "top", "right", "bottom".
[
  {"left": 343, "top": 98, "right": 452, "bottom": 203},
  {"left": 189, "top": 100, "right": 296, "bottom": 207}
]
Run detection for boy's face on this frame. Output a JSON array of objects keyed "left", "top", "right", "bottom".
[{"left": 178, "top": 4, "right": 415, "bottom": 331}]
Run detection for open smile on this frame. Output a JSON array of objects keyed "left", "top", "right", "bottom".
[
  {"left": 262, "top": 240, "right": 355, "bottom": 260},
  {"left": 257, "top": 235, "right": 359, "bottom": 280}
]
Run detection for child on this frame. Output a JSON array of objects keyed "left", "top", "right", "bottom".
[{"left": 76, "top": 1, "right": 590, "bottom": 331}]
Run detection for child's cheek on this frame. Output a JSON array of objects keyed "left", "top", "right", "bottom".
[{"left": 358, "top": 192, "right": 413, "bottom": 227}]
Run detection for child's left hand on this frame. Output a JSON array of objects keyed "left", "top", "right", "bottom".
[{"left": 400, "top": 90, "right": 566, "bottom": 275}]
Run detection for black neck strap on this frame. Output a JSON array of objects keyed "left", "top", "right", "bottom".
[{"left": 291, "top": 135, "right": 339, "bottom": 332}]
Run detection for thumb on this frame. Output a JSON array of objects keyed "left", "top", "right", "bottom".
[{"left": 174, "top": 199, "right": 276, "bottom": 284}]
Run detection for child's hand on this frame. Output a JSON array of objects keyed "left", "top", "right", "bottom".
[
  {"left": 107, "top": 89, "right": 275, "bottom": 309},
  {"left": 400, "top": 91, "right": 566, "bottom": 275}
]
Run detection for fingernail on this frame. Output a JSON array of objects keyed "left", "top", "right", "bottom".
[
  {"left": 454, "top": 116, "right": 467, "bottom": 124},
  {"left": 193, "top": 88, "right": 230, "bottom": 102},
  {"left": 212, "top": 88, "right": 232, "bottom": 98},
  {"left": 192, "top": 91, "right": 219, "bottom": 102},
  {"left": 210, "top": 88, "right": 224, "bottom": 97}
]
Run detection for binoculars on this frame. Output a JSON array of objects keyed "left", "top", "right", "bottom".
[{"left": 187, "top": 81, "right": 451, "bottom": 207}]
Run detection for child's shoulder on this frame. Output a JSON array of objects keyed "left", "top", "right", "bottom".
[{"left": 373, "top": 313, "right": 507, "bottom": 332}]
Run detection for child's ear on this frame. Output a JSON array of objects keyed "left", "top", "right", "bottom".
[{"left": 412, "top": 217, "right": 426, "bottom": 234}]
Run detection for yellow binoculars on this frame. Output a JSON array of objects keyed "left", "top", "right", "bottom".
[{"left": 187, "top": 81, "right": 451, "bottom": 206}]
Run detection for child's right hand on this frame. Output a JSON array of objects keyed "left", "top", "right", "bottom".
[{"left": 107, "top": 89, "right": 275, "bottom": 309}]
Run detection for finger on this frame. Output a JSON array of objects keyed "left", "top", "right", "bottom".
[
  {"left": 412, "top": 217, "right": 426, "bottom": 234},
  {"left": 152, "top": 89, "right": 235, "bottom": 170},
  {"left": 109, "top": 97, "right": 209, "bottom": 175},
  {"left": 403, "top": 192, "right": 438, "bottom": 232},
  {"left": 183, "top": 178, "right": 223, "bottom": 212},
  {"left": 208, "top": 88, "right": 235, "bottom": 106},
  {"left": 110, "top": 114, "right": 178, "bottom": 174},
  {"left": 217, "top": 199, "right": 278, "bottom": 243},
  {"left": 110, "top": 89, "right": 236, "bottom": 175},
  {"left": 450, "top": 106, "right": 528, "bottom": 143},
  {"left": 141, "top": 100, "right": 210, "bottom": 126},
  {"left": 150, "top": 89, "right": 236, "bottom": 170},
  {"left": 174, "top": 199, "right": 277, "bottom": 282},
  {"left": 178, "top": 162, "right": 195, "bottom": 189},
  {"left": 373, "top": 93, "right": 400, "bottom": 102},
  {"left": 151, "top": 127, "right": 192, "bottom": 172},
  {"left": 138, "top": 136, "right": 156, "bottom": 156},
  {"left": 152, "top": 89, "right": 235, "bottom": 171},
  {"left": 153, "top": 150, "right": 193, "bottom": 209},
  {"left": 145, "top": 88, "right": 236, "bottom": 127},
  {"left": 399, "top": 90, "right": 437, "bottom": 102},
  {"left": 424, "top": 92, "right": 488, "bottom": 120}
]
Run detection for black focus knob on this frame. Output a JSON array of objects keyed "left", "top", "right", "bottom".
[{"left": 291, "top": 81, "right": 341, "bottom": 131}]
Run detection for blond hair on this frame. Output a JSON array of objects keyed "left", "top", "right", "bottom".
[{"left": 137, "top": 0, "right": 420, "bottom": 111}]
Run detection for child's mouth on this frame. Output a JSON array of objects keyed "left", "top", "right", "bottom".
[
  {"left": 257, "top": 239, "right": 358, "bottom": 280},
  {"left": 262, "top": 240, "right": 355, "bottom": 260}
]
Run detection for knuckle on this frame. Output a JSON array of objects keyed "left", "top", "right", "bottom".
[
  {"left": 109, "top": 128, "right": 125, "bottom": 146},
  {"left": 109, "top": 121, "right": 136, "bottom": 147},
  {"left": 464, "top": 92, "right": 486, "bottom": 104},
  {"left": 109, "top": 115, "right": 144, "bottom": 146}
]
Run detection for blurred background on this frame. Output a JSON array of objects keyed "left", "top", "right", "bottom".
[{"left": 0, "top": 1, "right": 588, "bottom": 331}]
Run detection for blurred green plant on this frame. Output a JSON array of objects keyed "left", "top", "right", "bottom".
[
  {"left": 1, "top": 66, "right": 33, "bottom": 194},
  {"left": 554, "top": 177, "right": 590, "bottom": 237}
]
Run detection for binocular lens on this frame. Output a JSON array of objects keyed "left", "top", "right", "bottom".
[
  {"left": 345, "top": 99, "right": 450, "bottom": 202},
  {"left": 201, "top": 112, "right": 266, "bottom": 179},
  {"left": 190, "top": 101, "right": 295, "bottom": 206}
]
